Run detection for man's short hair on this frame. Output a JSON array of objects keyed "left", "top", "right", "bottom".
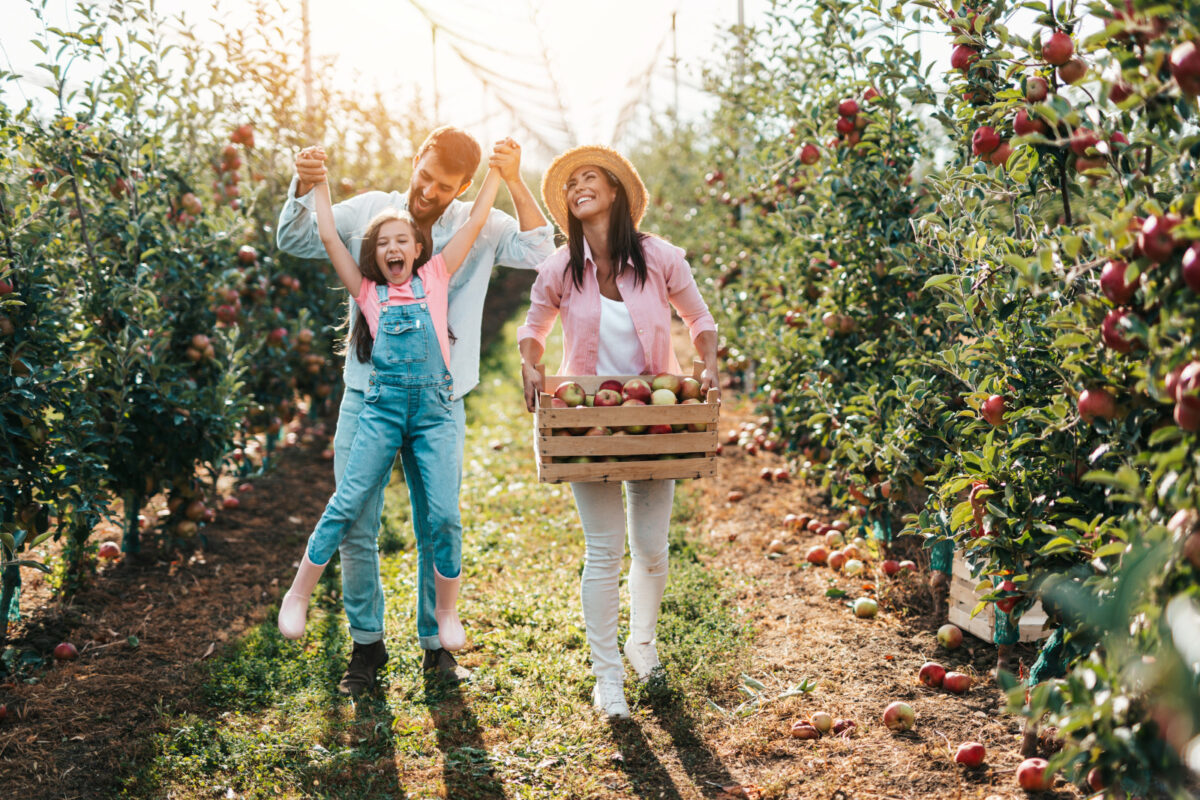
[{"left": 415, "top": 126, "right": 482, "bottom": 185}]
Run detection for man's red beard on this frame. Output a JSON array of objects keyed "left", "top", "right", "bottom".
[{"left": 407, "top": 188, "right": 450, "bottom": 226}]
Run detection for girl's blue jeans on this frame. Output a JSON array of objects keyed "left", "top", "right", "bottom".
[{"left": 317, "top": 382, "right": 465, "bottom": 650}]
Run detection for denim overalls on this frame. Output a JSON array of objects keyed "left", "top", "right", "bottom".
[{"left": 306, "top": 276, "right": 462, "bottom": 645}]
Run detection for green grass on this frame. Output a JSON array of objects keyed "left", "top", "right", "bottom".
[{"left": 122, "top": 314, "right": 753, "bottom": 799}]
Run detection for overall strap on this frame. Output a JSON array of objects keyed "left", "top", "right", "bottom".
[
  {"left": 375, "top": 283, "right": 389, "bottom": 306},
  {"left": 410, "top": 273, "right": 426, "bottom": 300}
]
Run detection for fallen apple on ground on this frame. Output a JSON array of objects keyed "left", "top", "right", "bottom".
[
  {"left": 942, "top": 672, "right": 972, "bottom": 694},
  {"left": 954, "top": 741, "right": 986, "bottom": 768},
  {"left": 937, "top": 623, "right": 963, "bottom": 650},
  {"left": 789, "top": 720, "right": 820, "bottom": 739},
  {"left": 809, "top": 711, "right": 833, "bottom": 733},
  {"left": 918, "top": 662, "right": 946, "bottom": 688},
  {"left": 54, "top": 642, "right": 79, "bottom": 661},
  {"left": 1016, "top": 757, "right": 1053, "bottom": 791},
  {"left": 853, "top": 597, "right": 878, "bottom": 618},
  {"left": 882, "top": 701, "right": 915, "bottom": 731}
]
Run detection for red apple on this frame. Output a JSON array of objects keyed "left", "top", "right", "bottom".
[
  {"left": 937, "top": 623, "right": 963, "bottom": 650},
  {"left": 98, "top": 541, "right": 120, "bottom": 559},
  {"left": 1016, "top": 757, "right": 1053, "bottom": 791},
  {"left": 1025, "top": 76, "right": 1049, "bottom": 102},
  {"left": 1181, "top": 242, "right": 1200, "bottom": 292},
  {"left": 1043, "top": 31, "right": 1074, "bottom": 65},
  {"left": 1078, "top": 387, "right": 1117, "bottom": 423},
  {"left": 1139, "top": 214, "right": 1179, "bottom": 264},
  {"left": 954, "top": 741, "right": 986, "bottom": 768},
  {"left": 981, "top": 394, "right": 1006, "bottom": 426},
  {"left": 1100, "top": 260, "right": 1137, "bottom": 304},
  {"left": 554, "top": 381, "right": 586, "bottom": 407},
  {"left": 918, "top": 662, "right": 946, "bottom": 687},
  {"left": 799, "top": 143, "right": 820, "bottom": 165},
  {"left": 622, "top": 377, "right": 653, "bottom": 403},
  {"left": 996, "top": 579, "right": 1021, "bottom": 613},
  {"left": 594, "top": 388, "right": 622, "bottom": 407},
  {"left": 1170, "top": 41, "right": 1200, "bottom": 96},
  {"left": 727, "top": 490, "right": 744, "bottom": 503},
  {"left": 789, "top": 721, "right": 820, "bottom": 739},
  {"left": 951, "top": 44, "right": 978, "bottom": 71},
  {"left": 1069, "top": 127, "right": 1099, "bottom": 156},
  {"left": 678, "top": 377, "right": 703, "bottom": 400},
  {"left": 882, "top": 701, "right": 915, "bottom": 731},
  {"left": 1058, "top": 57, "right": 1087, "bottom": 84},
  {"left": 1176, "top": 400, "right": 1200, "bottom": 432},
  {"left": 806, "top": 545, "right": 829, "bottom": 565},
  {"left": 881, "top": 559, "right": 901, "bottom": 577},
  {"left": 942, "top": 671, "right": 972, "bottom": 693},
  {"left": 863, "top": 87, "right": 880, "bottom": 102},
  {"left": 773, "top": 467, "right": 790, "bottom": 482},
  {"left": 0, "top": 278, "right": 12, "bottom": 296},
  {"left": 268, "top": 327, "right": 288, "bottom": 346},
  {"left": 222, "top": 496, "right": 240, "bottom": 510},
  {"left": 971, "top": 126, "right": 1000, "bottom": 156},
  {"left": 54, "top": 642, "right": 79, "bottom": 661},
  {"left": 237, "top": 245, "right": 257, "bottom": 264},
  {"left": 598, "top": 379, "right": 623, "bottom": 393},
  {"left": 1101, "top": 308, "right": 1137, "bottom": 353},
  {"left": 838, "top": 98, "right": 859, "bottom": 117},
  {"left": 899, "top": 560, "right": 918, "bottom": 572},
  {"left": 836, "top": 116, "right": 856, "bottom": 135},
  {"left": 989, "top": 142, "right": 1013, "bottom": 167},
  {"left": 828, "top": 550, "right": 847, "bottom": 570},
  {"left": 647, "top": 423, "right": 674, "bottom": 435},
  {"left": 1109, "top": 81, "right": 1134, "bottom": 104}
]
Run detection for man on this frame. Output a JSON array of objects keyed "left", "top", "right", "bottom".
[{"left": 276, "top": 127, "right": 554, "bottom": 691}]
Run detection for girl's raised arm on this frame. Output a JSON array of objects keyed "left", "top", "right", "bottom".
[
  {"left": 438, "top": 167, "right": 503, "bottom": 277},
  {"left": 312, "top": 153, "right": 363, "bottom": 298}
]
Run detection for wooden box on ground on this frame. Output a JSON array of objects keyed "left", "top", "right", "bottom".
[
  {"left": 534, "top": 363, "right": 720, "bottom": 484},
  {"left": 948, "top": 551, "right": 1050, "bottom": 644}
]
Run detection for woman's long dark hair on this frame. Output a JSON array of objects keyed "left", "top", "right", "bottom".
[
  {"left": 348, "top": 209, "right": 431, "bottom": 364},
  {"left": 565, "top": 170, "right": 648, "bottom": 290}
]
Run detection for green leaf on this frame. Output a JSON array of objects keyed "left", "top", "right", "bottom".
[{"left": 1093, "top": 541, "right": 1128, "bottom": 558}]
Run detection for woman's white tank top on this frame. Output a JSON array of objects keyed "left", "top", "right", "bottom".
[{"left": 596, "top": 293, "right": 646, "bottom": 376}]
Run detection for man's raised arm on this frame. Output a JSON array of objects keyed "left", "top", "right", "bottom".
[{"left": 276, "top": 146, "right": 366, "bottom": 259}]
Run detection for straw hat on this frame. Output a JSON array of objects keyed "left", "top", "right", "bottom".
[{"left": 540, "top": 145, "right": 648, "bottom": 234}]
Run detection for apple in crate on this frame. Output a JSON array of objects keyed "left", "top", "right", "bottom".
[
  {"left": 679, "top": 377, "right": 702, "bottom": 401},
  {"left": 651, "top": 388, "right": 678, "bottom": 405},
  {"left": 594, "top": 388, "right": 623, "bottom": 407},
  {"left": 647, "top": 423, "right": 674, "bottom": 435},
  {"left": 651, "top": 372, "right": 682, "bottom": 395},
  {"left": 555, "top": 381, "right": 586, "bottom": 407},
  {"left": 599, "top": 379, "right": 624, "bottom": 393},
  {"left": 622, "top": 397, "right": 648, "bottom": 434},
  {"left": 584, "top": 426, "right": 611, "bottom": 436},
  {"left": 623, "top": 377, "right": 653, "bottom": 402}
]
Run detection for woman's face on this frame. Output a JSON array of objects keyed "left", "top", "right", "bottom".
[
  {"left": 374, "top": 219, "right": 422, "bottom": 284},
  {"left": 564, "top": 164, "right": 617, "bottom": 224}
]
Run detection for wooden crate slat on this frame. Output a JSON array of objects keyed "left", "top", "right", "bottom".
[
  {"left": 538, "top": 431, "right": 716, "bottom": 456},
  {"left": 948, "top": 552, "right": 1050, "bottom": 643},
  {"left": 538, "top": 456, "right": 717, "bottom": 483}
]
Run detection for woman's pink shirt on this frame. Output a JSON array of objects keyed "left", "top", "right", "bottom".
[
  {"left": 517, "top": 235, "right": 717, "bottom": 376},
  {"left": 355, "top": 253, "right": 452, "bottom": 369}
]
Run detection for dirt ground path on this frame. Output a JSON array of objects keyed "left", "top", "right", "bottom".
[{"left": 0, "top": 401, "right": 1079, "bottom": 799}]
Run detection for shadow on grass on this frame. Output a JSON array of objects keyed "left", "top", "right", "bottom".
[
  {"left": 422, "top": 669, "right": 505, "bottom": 800},
  {"left": 644, "top": 679, "right": 740, "bottom": 797},
  {"left": 608, "top": 715, "right": 687, "bottom": 800}
]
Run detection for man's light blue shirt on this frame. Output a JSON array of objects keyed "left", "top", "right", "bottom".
[{"left": 276, "top": 177, "right": 555, "bottom": 398}]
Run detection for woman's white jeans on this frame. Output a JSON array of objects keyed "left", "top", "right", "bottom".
[{"left": 570, "top": 479, "right": 674, "bottom": 683}]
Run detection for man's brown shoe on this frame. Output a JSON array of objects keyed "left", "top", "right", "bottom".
[
  {"left": 421, "top": 647, "right": 471, "bottom": 683},
  {"left": 337, "top": 640, "right": 388, "bottom": 697}
]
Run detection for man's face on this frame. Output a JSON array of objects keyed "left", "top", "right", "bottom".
[{"left": 407, "top": 152, "right": 472, "bottom": 225}]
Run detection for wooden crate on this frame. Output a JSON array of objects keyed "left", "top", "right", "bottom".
[
  {"left": 948, "top": 551, "right": 1050, "bottom": 644},
  {"left": 534, "top": 361, "right": 720, "bottom": 484}
]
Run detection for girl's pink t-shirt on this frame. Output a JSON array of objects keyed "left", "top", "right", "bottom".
[{"left": 354, "top": 253, "right": 452, "bottom": 369}]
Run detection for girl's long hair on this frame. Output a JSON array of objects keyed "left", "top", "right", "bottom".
[
  {"left": 348, "top": 209, "right": 430, "bottom": 364},
  {"left": 565, "top": 171, "right": 648, "bottom": 290}
]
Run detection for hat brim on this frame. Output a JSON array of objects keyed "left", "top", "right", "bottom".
[{"left": 540, "top": 145, "right": 648, "bottom": 235}]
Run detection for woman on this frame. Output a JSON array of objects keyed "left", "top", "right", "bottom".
[{"left": 517, "top": 146, "right": 719, "bottom": 718}]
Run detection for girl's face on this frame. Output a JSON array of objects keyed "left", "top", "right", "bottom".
[
  {"left": 374, "top": 219, "right": 423, "bottom": 284},
  {"left": 565, "top": 164, "right": 617, "bottom": 224}
]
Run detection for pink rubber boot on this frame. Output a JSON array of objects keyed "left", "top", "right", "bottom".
[
  {"left": 278, "top": 552, "right": 327, "bottom": 640},
  {"left": 433, "top": 566, "right": 466, "bottom": 651}
]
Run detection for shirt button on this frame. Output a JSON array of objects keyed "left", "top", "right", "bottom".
[
  {"left": 421, "top": 303, "right": 427, "bottom": 309},
  {"left": 638, "top": 329, "right": 644, "bottom": 334}
]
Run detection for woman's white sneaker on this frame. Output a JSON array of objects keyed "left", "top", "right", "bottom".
[
  {"left": 592, "top": 679, "right": 631, "bottom": 719},
  {"left": 623, "top": 638, "right": 661, "bottom": 681}
]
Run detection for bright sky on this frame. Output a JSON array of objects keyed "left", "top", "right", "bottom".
[{"left": 1, "top": 0, "right": 785, "bottom": 165}]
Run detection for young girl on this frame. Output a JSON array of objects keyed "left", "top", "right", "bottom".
[{"left": 278, "top": 147, "right": 502, "bottom": 660}]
